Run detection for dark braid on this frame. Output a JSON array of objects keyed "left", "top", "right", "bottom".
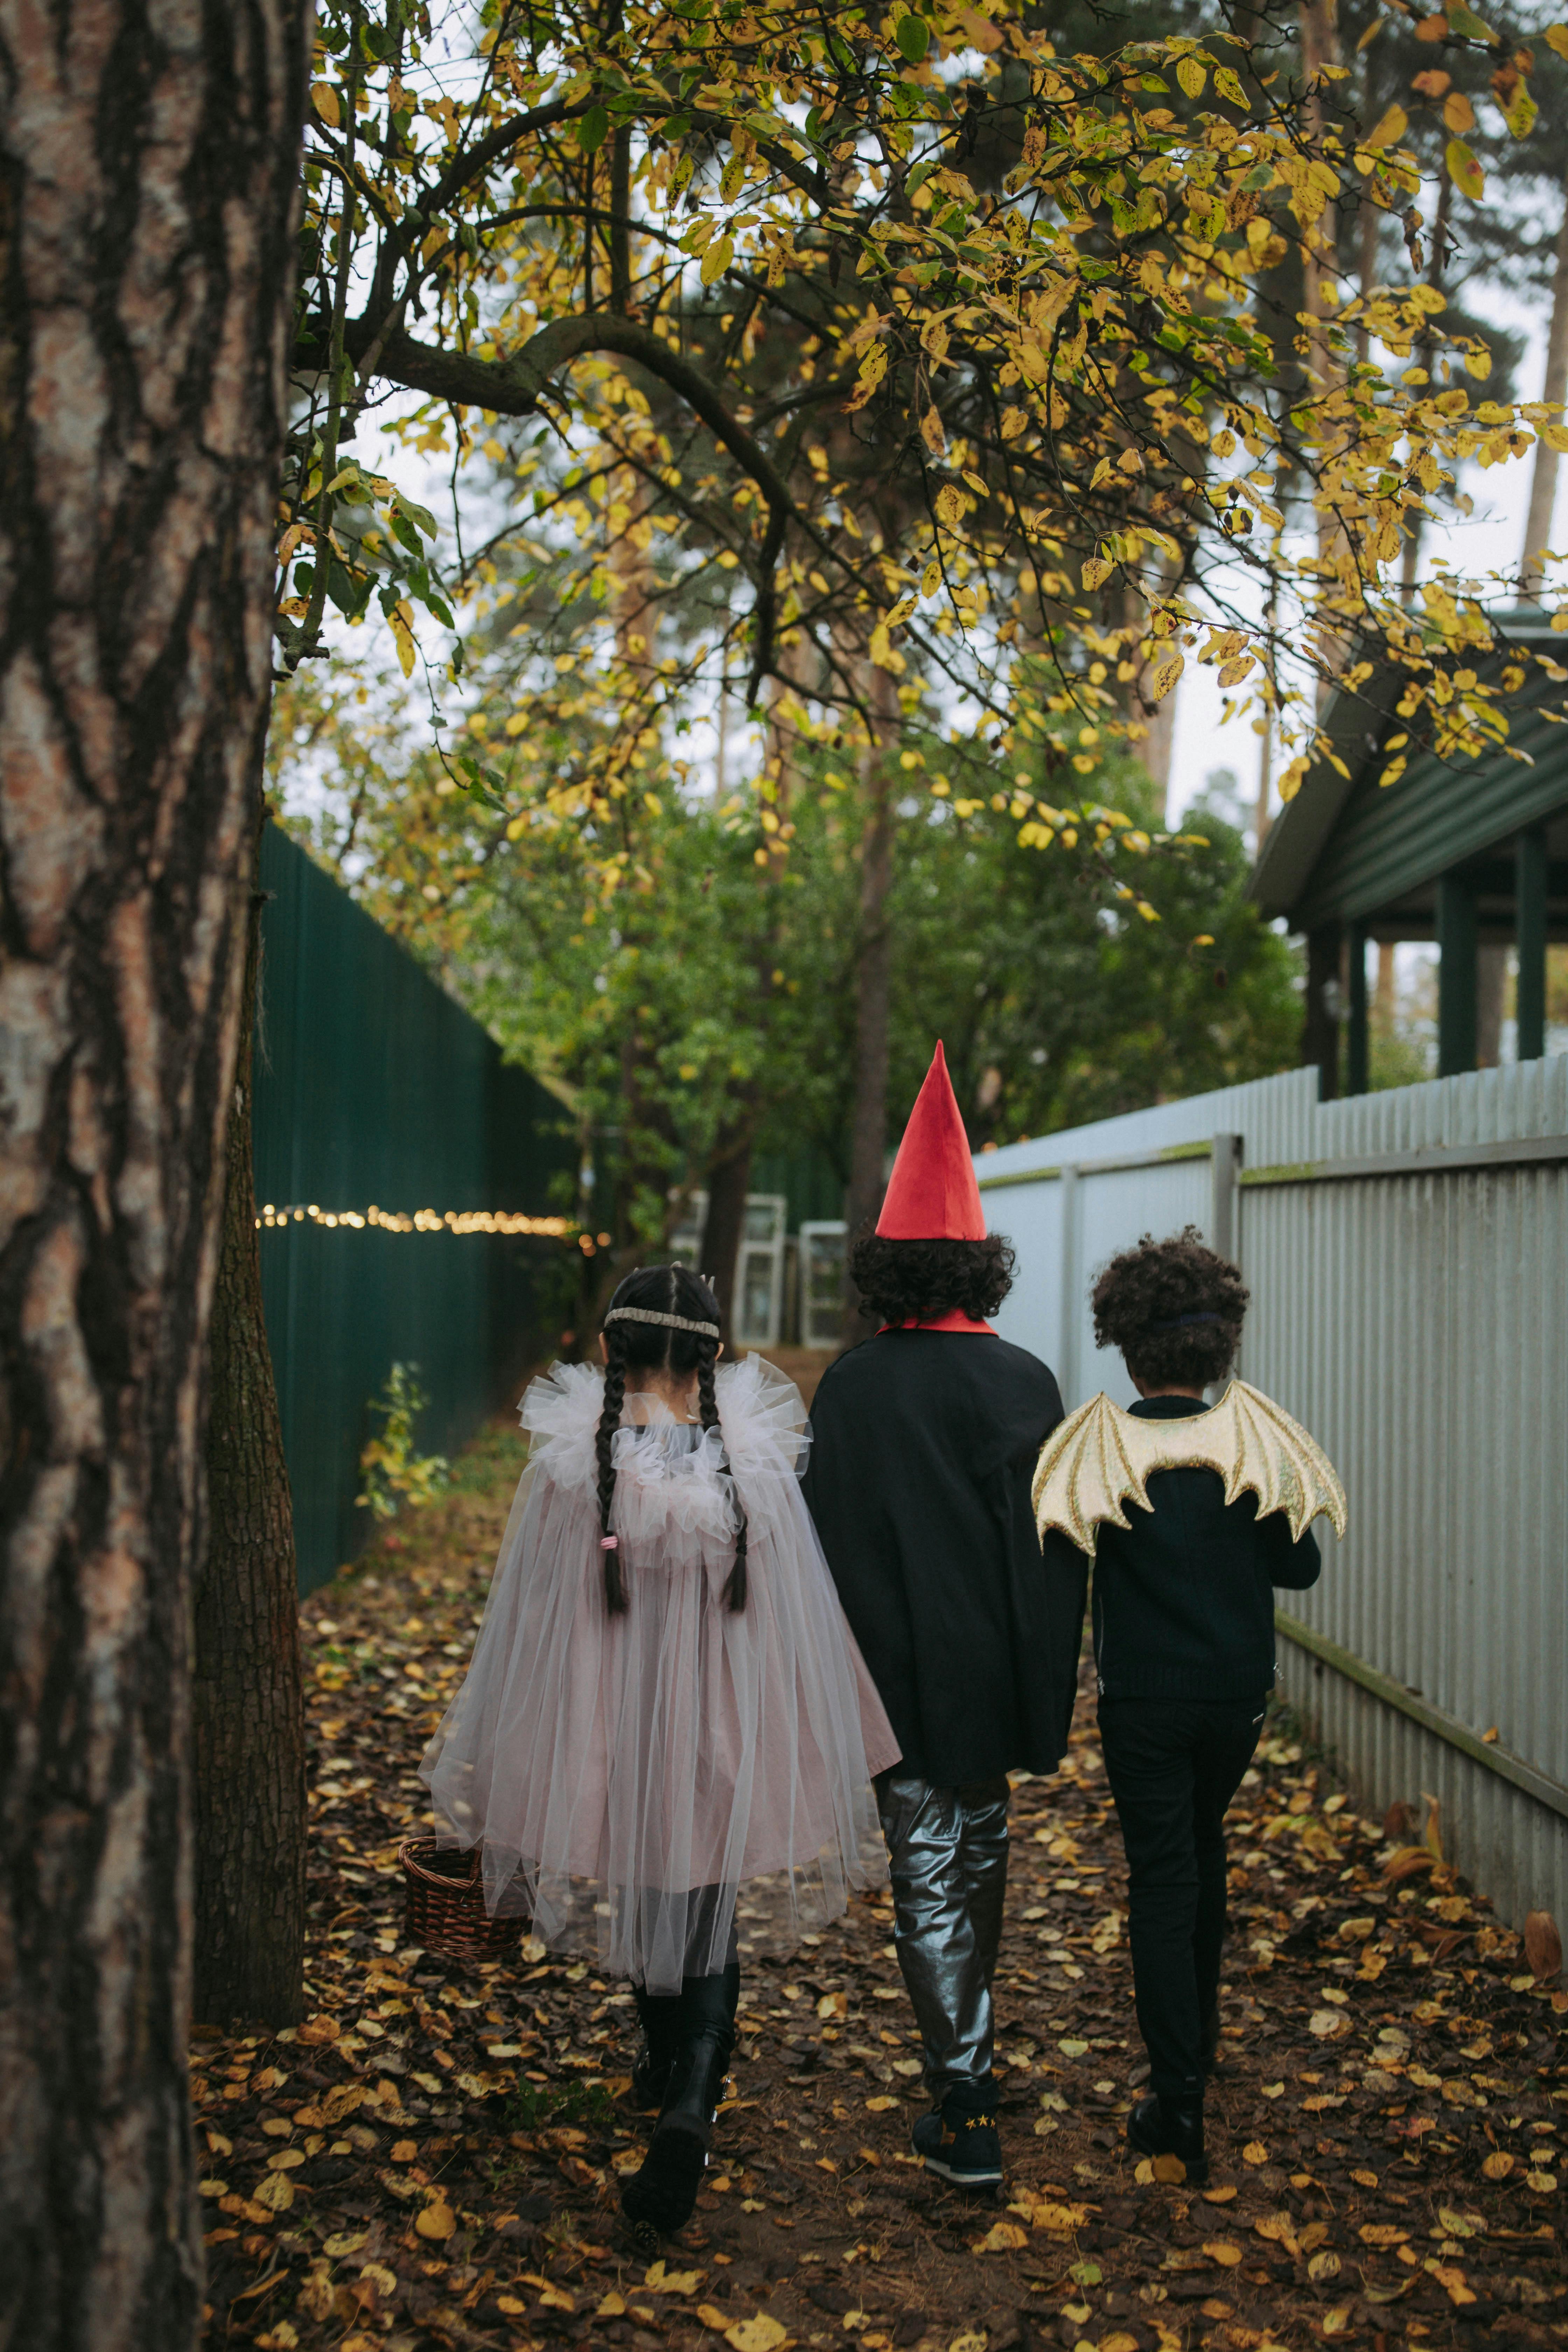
[
  {"left": 695, "top": 1336, "right": 748, "bottom": 1612},
  {"left": 595, "top": 1331, "right": 630, "bottom": 1613},
  {"left": 594, "top": 1261, "right": 747, "bottom": 1615}
]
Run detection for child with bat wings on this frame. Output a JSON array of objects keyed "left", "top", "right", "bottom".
[{"left": 1032, "top": 1226, "right": 1346, "bottom": 2184}]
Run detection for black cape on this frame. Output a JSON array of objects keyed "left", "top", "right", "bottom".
[{"left": 802, "top": 1330, "right": 1085, "bottom": 1785}]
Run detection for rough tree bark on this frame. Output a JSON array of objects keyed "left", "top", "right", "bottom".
[
  {"left": 0, "top": 3, "right": 309, "bottom": 2343},
  {"left": 192, "top": 838, "right": 306, "bottom": 2029},
  {"left": 841, "top": 665, "right": 903, "bottom": 1342}
]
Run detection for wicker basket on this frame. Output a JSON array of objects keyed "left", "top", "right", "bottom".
[{"left": 399, "top": 1839, "right": 524, "bottom": 1965}]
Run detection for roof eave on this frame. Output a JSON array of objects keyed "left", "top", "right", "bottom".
[{"left": 1244, "top": 609, "right": 1560, "bottom": 926}]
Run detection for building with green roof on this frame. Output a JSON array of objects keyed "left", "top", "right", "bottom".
[{"left": 1248, "top": 610, "right": 1568, "bottom": 1091}]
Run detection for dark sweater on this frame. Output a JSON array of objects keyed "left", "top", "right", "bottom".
[
  {"left": 1041, "top": 1393, "right": 1322, "bottom": 1703},
  {"left": 802, "top": 1329, "right": 1085, "bottom": 1784}
]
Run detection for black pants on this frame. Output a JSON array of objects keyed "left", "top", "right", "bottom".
[{"left": 1098, "top": 1695, "right": 1267, "bottom": 2101}]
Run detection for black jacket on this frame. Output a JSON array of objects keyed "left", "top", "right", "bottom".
[
  {"left": 1042, "top": 1393, "right": 1322, "bottom": 1703},
  {"left": 802, "top": 1330, "right": 1084, "bottom": 1784}
]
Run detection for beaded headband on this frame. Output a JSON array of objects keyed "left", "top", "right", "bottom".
[{"left": 603, "top": 1305, "right": 721, "bottom": 1339}]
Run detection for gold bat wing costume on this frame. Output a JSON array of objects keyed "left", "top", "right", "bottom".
[{"left": 1031, "top": 1379, "right": 1348, "bottom": 1557}]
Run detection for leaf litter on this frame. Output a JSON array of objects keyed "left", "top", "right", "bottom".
[{"left": 195, "top": 1407, "right": 1565, "bottom": 2352}]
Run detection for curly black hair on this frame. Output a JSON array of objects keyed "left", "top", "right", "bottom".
[
  {"left": 594, "top": 1265, "right": 747, "bottom": 1615},
  {"left": 848, "top": 1231, "right": 1017, "bottom": 1327},
  {"left": 1090, "top": 1224, "right": 1248, "bottom": 1389}
]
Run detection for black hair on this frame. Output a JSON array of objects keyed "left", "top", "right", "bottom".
[
  {"left": 1090, "top": 1224, "right": 1249, "bottom": 1389},
  {"left": 847, "top": 1230, "right": 1017, "bottom": 1327},
  {"left": 594, "top": 1264, "right": 747, "bottom": 1615}
]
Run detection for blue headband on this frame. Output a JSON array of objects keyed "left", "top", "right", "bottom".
[{"left": 1150, "top": 1311, "right": 1226, "bottom": 1332}]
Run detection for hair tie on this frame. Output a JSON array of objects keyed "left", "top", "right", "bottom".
[
  {"left": 600, "top": 1534, "right": 619, "bottom": 1550},
  {"left": 1150, "top": 1310, "right": 1226, "bottom": 1332}
]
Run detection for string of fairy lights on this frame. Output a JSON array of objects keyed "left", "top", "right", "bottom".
[{"left": 256, "top": 1204, "right": 613, "bottom": 1251}]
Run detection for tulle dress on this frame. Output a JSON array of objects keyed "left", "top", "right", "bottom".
[{"left": 420, "top": 1354, "right": 900, "bottom": 1993}]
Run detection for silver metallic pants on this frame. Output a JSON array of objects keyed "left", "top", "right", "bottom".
[{"left": 875, "top": 1772, "right": 1010, "bottom": 2102}]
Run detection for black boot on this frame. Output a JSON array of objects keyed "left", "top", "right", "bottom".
[
  {"left": 1127, "top": 2081, "right": 1207, "bottom": 2186},
  {"left": 630, "top": 1987, "right": 684, "bottom": 2111},
  {"left": 1201, "top": 2000, "right": 1222, "bottom": 2077},
  {"left": 621, "top": 1964, "right": 739, "bottom": 2249}
]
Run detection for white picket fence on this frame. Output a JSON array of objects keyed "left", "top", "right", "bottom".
[{"left": 976, "top": 1056, "right": 1568, "bottom": 1934}]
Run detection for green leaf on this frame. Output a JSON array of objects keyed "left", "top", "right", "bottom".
[
  {"left": 396, "top": 497, "right": 439, "bottom": 540},
  {"left": 578, "top": 103, "right": 609, "bottom": 152},
  {"left": 895, "top": 14, "right": 930, "bottom": 61},
  {"left": 1447, "top": 3, "right": 1494, "bottom": 36}
]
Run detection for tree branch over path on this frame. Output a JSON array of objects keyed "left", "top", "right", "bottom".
[{"left": 337, "top": 309, "right": 812, "bottom": 695}]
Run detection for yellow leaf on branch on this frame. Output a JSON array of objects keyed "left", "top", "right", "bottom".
[
  {"left": 700, "top": 235, "right": 735, "bottom": 288},
  {"left": 388, "top": 602, "right": 416, "bottom": 679},
  {"left": 1148, "top": 650, "right": 1184, "bottom": 702}
]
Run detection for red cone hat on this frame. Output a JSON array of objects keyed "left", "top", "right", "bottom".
[{"left": 876, "top": 1041, "right": 987, "bottom": 1240}]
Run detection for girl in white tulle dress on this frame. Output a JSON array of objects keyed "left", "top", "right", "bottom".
[{"left": 420, "top": 1263, "right": 898, "bottom": 2242}]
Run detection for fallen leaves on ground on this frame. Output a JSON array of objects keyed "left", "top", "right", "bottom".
[{"left": 196, "top": 1401, "right": 1565, "bottom": 2352}]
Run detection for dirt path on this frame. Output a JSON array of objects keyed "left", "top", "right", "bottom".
[{"left": 196, "top": 1405, "right": 1564, "bottom": 2352}]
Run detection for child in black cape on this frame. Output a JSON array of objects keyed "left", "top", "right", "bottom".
[
  {"left": 1033, "top": 1227, "right": 1345, "bottom": 2183},
  {"left": 802, "top": 1043, "right": 1085, "bottom": 2189}
]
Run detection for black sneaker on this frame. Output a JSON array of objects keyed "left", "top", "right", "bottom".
[
  {"left": 912, "top": 2087, "right": 1003, "bottom": 2189},
  {"left": 1126, "top": 2086, "right": 1207, "bottom": 2186}
]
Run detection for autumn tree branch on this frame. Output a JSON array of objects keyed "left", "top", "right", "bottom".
[{"left": 337, "top": 309, "right": 807, "bottom": 691}]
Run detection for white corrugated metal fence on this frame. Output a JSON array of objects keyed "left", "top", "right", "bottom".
[{"left": 978, "top": 1056, "right": 1568, "bottom": 1932}]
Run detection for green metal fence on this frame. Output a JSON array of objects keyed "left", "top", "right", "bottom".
[{"left": 253, "top": 822, "right": 575, "bottom": 1591}]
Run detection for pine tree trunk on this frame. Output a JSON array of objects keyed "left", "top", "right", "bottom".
[
  {"left": 192, "top": 837, "right": 306, "bottom": 2028},
  {"left": 699, "top": 1134, "right": 753, "bottom": 1347},
  {"left": 1522, "top": 174, "right": 1568, "bottom": 595},
  {"left": 0, "top": 2, "right": 309, "bottom": 2340},
  {"left": 699, "top": 656, "right": 808, "bottom": 1339},
  {"left": 1401, "top": 172, "right": 1452, "bottom": 605},
  {"left": 842, "top": 666, "right": 902, "bottom": 1340}
]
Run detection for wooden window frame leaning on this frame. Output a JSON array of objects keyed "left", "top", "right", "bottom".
[{"left": 976, "top": 1125, "right": 1568, "bottom": 1822}]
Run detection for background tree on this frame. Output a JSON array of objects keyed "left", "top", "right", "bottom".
[
  {"left": 269, "top": 682, "right": 1300, "bottom": 1278},
  {"left": 279, "top": 0, "right": 1562, "bottom": 1253},
  {"left": 192, "top": 843, "right": 308, "bottom": 2032},
  {"left": 0, "top": 0, "right": 310, "bottom": 2341},
  {"left": 194, "top": 0, "right": 1568, "bottom": 2062}
]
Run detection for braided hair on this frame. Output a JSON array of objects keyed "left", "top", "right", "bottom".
[{"left": 593, "top": 1264, "right": 749, "bottom": 1615}]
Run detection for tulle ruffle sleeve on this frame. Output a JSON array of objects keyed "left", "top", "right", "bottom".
[
  {"left": 713, "top": 1353, "right": 811, "bottom": 1483},
  {"left": 518, "top": 1359, "right": 609, "bottom": 1494}
]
